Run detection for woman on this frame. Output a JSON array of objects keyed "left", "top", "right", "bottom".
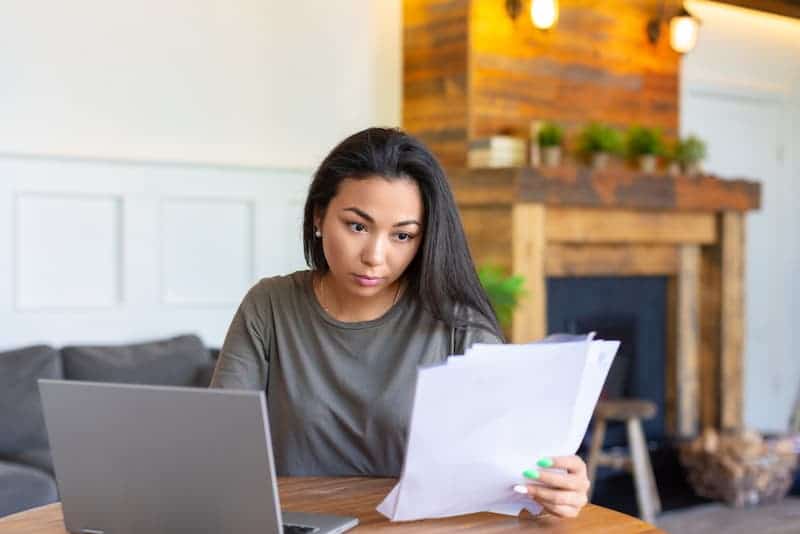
[{"left": 211, "top": 127, "right": 590, "bottom": 518}]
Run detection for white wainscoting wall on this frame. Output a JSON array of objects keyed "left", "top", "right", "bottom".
[{"left": 0, "top": 156, "right": 312, "bottom": 350}]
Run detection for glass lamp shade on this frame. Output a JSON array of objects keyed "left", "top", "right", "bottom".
[
  {"left": 669, "top": 12, "right": 700, "bottom": 53},
  {"left": 531, "top": 0, "right": 558, "bottom": 30}
]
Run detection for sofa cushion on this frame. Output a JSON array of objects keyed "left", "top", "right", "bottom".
[
  {"left": 12, "top": 448, "right": 55, "bottom": 475},
  {"left": 0, "top": 345, "right": 62, "bottom": 461},
  {"left": 0, "top": 460, "right": 58, "bottom": 517},
  {"left": 61, "top": 334, "right": 212, "bottom": 387}
]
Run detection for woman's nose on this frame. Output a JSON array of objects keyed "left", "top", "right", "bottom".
[{"left": 361, "top": 235, "right": 386, "bottom": 266}]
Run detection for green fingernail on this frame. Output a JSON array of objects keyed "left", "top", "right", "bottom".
[
  {"left": 537, "top": 457, "right": 554, "bottom": 468},
  {"left": 523, "top": 469, "right": 540, "bottom": 479}
]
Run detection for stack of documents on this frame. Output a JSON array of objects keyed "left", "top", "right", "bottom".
[{"left": 377, "top": 334, "right": 619, "bottom": 521}]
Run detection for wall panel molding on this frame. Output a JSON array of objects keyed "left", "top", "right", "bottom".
[
  {"left": 14, "top": 192, "right": 123, "bottom": 311},
  {"left": 159, "top": 196, "right": 256, "bottom": 306},
  {"left": 0, "top": 156, "right": 311, "bottom": 349}
]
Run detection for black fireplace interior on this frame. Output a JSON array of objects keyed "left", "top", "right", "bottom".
[{"left": 547, "top": 276, "right": 709, "bottom": 515}]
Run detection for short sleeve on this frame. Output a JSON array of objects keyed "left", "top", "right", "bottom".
[
  {"left": 209, "top": 281, "right": 271, "bottom": 390},
  {"left": 452, "top": 306, "right": 504, "bottom": 355}
]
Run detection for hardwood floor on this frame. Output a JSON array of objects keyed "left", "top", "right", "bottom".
[{"left": 657, "top": 497, "right": 800, "bottom": 534}]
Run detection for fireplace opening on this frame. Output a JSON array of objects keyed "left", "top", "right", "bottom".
[
  {"left": 547, "top": 276, "right": 708, "bottom": 514},
  {"left": 547, "top": 275, "right": 667, "bottom": 447}
]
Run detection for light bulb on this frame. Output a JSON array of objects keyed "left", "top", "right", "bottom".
[
  {"left": 670, "top": 13, "right": 699, "bottom": 53},
  {"left": 531, "top": 0, "right": 558, "bottom": 30}
]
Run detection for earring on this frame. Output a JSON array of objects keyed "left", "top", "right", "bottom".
[{"left": 314, "top": 228, "right": 321, "bottom": 238}]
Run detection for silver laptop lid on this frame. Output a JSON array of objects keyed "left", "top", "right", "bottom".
[{"left": 39, "top": 379, "right": 284, "bottom": 534}]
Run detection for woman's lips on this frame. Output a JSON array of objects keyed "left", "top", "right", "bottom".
[{"left": 352, "top": 274, "right": 383, "bottom": 287}]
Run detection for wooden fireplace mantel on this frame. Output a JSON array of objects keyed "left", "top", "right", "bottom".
[
  {"left": 448, "top": 165, "right": 761, "bottom": 438},
  {"left": 449, "top": 166, "right": 761, "bottom": 212}
]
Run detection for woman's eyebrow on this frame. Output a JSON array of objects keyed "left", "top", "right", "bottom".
[
  {"left": 343, "top": 207, "right": 374, "bottom": 222},
  {"left": 342, "top": 207, "right": 421, "bottom": 228},
  {"left": 394, "top": 220, "right": 421, "bottom": 228}
]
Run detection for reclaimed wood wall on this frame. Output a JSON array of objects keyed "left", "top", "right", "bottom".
[
  {"left": 404, "top": 0, "right": 682, "bottom": 165},
  {"left": 404, "top": 0, "right": 470, "bottom": 167}
]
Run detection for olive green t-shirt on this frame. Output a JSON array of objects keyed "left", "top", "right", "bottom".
[{"left": 210, "top": 270, "right": 502, "bottom": 476}]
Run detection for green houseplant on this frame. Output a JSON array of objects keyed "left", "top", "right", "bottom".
[
  {"left": 663, "top": 141, "right": 681, "bottom": 175},
  {"left": 675, "top": 134, "right": 707, "bottom": 175},
  {"left": 577, "top": 122, "right": 623, "bottom": 170},
  {"left": 626, "top": 126, "right": 664, "bottom": 173},
  {"left": 477, "top": 265, "right": 526, "bottom": 331},
  {"left": 537, "top": 122, "right": 564, "bottom": 168}
]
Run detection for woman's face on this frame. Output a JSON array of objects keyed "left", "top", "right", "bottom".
[{"left": 316, "top": 176, "right": 424, "bottom": 300}]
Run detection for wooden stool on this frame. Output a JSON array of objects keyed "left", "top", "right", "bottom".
[{"left": 586, "top": 399, "right": 662, "bottom": 525}]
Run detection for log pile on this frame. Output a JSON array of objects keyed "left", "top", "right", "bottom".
[{"left": 680, "top": 428, "right": 798, "bottom": 507}]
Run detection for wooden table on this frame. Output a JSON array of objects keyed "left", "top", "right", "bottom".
[{"left": 0, "top": 477, "right": 662, "bottom": 533}]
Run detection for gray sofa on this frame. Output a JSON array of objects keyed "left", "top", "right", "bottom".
[{"left": 0, "top": 334, "right": 217, "bottom": 518}]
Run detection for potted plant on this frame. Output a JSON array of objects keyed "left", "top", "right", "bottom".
[
  {"left": 577, "top": 123, "right": 623, "bottom": 170},
  {"left": 675, "top": 134, "right": 707, "bottom": 175},
  {"left": 477, "top": 265, "right": 526, "bottom": 333},
  {"left": 626, "top": 126, "right": 664, "bottom": 173},
  {"left": 537, "top": 122, "right": 564, "bottom": 168},
  {"left": 663, "top": 141, "right": 681, "bottom": 176}
]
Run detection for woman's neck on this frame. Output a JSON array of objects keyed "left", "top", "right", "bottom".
[{"left": 315, "top": 272, "right": 403, "bottom": 322}]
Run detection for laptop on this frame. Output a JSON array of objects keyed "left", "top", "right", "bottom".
[{"left": 38, "top": 379, "right": 359, "bottom": 534}]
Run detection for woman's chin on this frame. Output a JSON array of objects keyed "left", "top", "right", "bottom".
[
  {"left": 346, "top": 278, "right": 395, "bottom": 298},
  {"left": 348, "top": 283, "right": 385, "bottom": 298}
]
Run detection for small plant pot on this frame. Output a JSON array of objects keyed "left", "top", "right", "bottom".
[
  {"left": 667, "top": 161, "right": 681, "bottom": 176},
  {"left": 541, "top": 146, "right": 562, "bottom": 168},
  {"left": 591, "top": 152, "right": 610, "bottom": 171},
  {"left": 639, "top": 154, "right": 658, "bottom": 174},
  {"left": 684, "top": 161, "right": 702, "bottom": 176}
]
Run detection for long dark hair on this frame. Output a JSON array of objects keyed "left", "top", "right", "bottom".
[{"left": 302, "top": 127, "right": 502, "bottom": 339}]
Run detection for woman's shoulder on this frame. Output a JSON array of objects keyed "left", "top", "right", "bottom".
[
  {"left": 239, "top": 270, "right": 311, "bottom": 310},
  {"left": 251, "top": 270, "right": 310, "bottom": 293}
]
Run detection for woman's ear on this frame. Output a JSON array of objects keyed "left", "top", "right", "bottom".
[{"left": 313, "top": 208, "right": 324, "bottom": 237}]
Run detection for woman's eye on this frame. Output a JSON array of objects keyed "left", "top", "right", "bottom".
[
  {"left": 349, "top": 222, "right": 367, "bottom": 233},
  {"left": 396, "top": 233, "right": 412, "bottom": 242}
]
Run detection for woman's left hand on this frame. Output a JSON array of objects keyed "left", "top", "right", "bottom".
[{"left": 516, "top": 455, "right": 590, "bottom": 518}]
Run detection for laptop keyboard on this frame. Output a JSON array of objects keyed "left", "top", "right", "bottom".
[{"left": 283, "top": 523, "right": 319, "bottom": 534}]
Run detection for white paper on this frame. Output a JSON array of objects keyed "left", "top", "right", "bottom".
[{"left": 377, "top": 337, "right": 618, "bottom": 521}]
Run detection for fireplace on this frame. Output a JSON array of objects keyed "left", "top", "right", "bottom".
[
  {"left": 450, "top": 165, "right": 760, "bottom": 440},
  {"left": 547, "top": 276, "right": 668, "bottom": 447},
  {"left": 547, "top": 275, "right": 717, "bottom": 514},
  {"left": 449, "top": 166, "right": 760, "bottom": 516}
]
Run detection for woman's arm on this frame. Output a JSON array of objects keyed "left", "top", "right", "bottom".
[{"left": 210, "top": 282, "right": 271, "bottom": 390}]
